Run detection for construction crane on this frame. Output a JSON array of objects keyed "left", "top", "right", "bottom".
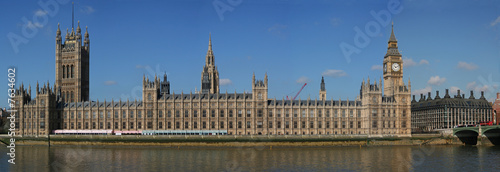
[{"left": 286, "top": 83, "right": 307, "bottom": 100}]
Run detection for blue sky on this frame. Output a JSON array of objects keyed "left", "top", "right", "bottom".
[{"left": 2, "top": 0, "right": 500, "bottom": 108}]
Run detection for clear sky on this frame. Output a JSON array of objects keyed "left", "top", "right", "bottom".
[{"left": 2, "top": 0, "right": 500, "bottom": 109}]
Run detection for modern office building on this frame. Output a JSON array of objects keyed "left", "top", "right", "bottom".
[{"left": 411, "top": 89, "right": 493, "bottom": 132}]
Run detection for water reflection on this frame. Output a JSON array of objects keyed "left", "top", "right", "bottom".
[{"left": 2, "top": 145, "right": 500, "bottom": 171}]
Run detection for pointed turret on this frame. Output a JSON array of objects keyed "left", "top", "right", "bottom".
[
  {"left": 65, "top": 28, "right": 69, "bottom": 40},
  {"left": 320, "top": 76, "right": 325, "bottom": 91},
  {"left": 389, "top": 21, "right": 397, "bottom": 43},
  {"left": 76, "top": 21, "right": 81, "bottom": 34},
  {"left": 56, "top": 23, "right": 61, "bottom": 37}
]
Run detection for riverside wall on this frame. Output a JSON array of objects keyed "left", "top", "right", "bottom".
[{"left": 0, "top": 134, "right": 477, "bottom": 147}]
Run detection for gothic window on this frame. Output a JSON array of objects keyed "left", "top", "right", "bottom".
[
  {"left": 62, "top": 65, "right": 65, "bottom": 78},
  {"left": 258, "top": 93, "right": 262, "bottom": 99},
  {"left": 66, "top": 65, "right": 70, "bottom": 78},
  {"left": 71, "top": 65, "right": 74, "bottom": 78},
  {"left": 148, "top": 93, "right": 152, "bottom": 100}
]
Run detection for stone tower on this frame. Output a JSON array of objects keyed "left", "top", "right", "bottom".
[
  {"left": 55, "top": 20, "right": 90, "bottom": 103},
  {"left": 252, "top": 73, "right": 268, "bottom": 101},
  {"left": 383, "top": 23, "right": 403, "bottom": 97},
  {"left": 160, "top": 73, "right": 170, "bottom": 95},
  {"left": 201, "top": 34, "right": 219, "bottom": 94},
  {"left": 319, "top": 76, "right": 326, "bottom": 101}
]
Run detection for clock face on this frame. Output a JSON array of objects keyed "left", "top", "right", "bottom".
[{"left": 392, "top": 63, "right": 400, "bottom": 72}]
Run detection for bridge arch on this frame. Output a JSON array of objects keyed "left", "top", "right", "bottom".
[
  {"left": 454, "top": 130, "right": 479, "bottom": 145},
  {"left": 483, "top": 128, "right": 500, "bottom": 146}
]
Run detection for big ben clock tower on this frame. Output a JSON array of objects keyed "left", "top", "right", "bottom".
[{"left": 383, "top": 23, "right": 403, "bottom": 97}]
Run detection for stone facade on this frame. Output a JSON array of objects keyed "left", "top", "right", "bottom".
[
  {"left": 55, "top": 22, "right": 90, "bottom": 103},
  {"left": 12, "top": 23, "right": 411, "bottom": 137},
  {"left": 492, "top": 93, "right": 500, "bottom": 125}
]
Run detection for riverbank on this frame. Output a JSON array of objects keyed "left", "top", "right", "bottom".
[{"left": 0, "top": 134, "right": 475, "bottom": 147}]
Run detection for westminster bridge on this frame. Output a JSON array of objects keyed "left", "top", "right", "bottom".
[{"left": 453, "top": 125, "right": 500, "bottom": 145}]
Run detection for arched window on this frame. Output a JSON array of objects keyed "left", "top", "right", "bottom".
[
  {"left": 71, "top": 65, "right": 74, "bottom": 78},
  {"left": 66, "top": 65, "right": 70, "bottom": 78},
  {"left": 71, "top": 91, "right": 74, "bottom": 102},
  {"left": 148, "top": 93, "right": 152, "bottom": 100},
  {"left": 62, "top": 66, "right": 66, "bottom": 79}
]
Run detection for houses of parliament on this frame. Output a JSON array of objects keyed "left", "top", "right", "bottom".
[{"left": 12, "top": 20, "right": 412, "bottom": 137}]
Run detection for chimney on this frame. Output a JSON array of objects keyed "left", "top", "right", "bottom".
[
  {"left": 469, "top": 90, "right": 475, "bottom": 99},
  {"left": 457, "top": 90, "right": 461, "bottom": 98},
  {"left": 435, "top": 90, "right": 441, "bottom": 99},
  {"left": 497, "top": 92, "right": 499, "bottom": 99}
]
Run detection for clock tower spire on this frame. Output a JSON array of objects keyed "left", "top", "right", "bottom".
[{"left": 383, "top": 22, "right": 403, "bottom": 97}]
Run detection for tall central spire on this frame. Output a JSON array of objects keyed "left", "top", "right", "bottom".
[
  {"left": 201, "top": 33, "right": 219, "bottom": 94},
  {"left": 208, "top": 33, "right": 212, "bottom": 51},
  {"left": 206, "top": 33, "right": 214, "bottom": 66}
]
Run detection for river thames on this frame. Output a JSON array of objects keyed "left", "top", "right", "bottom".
[{"left": 1, "top": 145, "right": 500, "bottom": 171}]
